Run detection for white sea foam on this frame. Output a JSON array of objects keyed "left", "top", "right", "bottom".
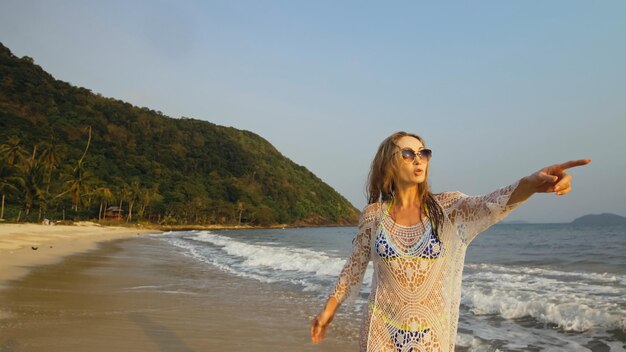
[
  {"left": 462, "top": 263, "right": 626, "bottom": 332},
  {"left": 465, "top": 263, "right": 626, "bottom": 285},
  {"left": 457, "top": 313, "right": 594, "bottom": 351},
  {"left": 463, "top": 287, "right": 624, "bottom": 331},
  {"left": 124, "top": 285, "right": 165, "bottom": 290},
  {"left": 162, "top": 231, "right": 373, "bottom": 293},
  {"left": 456, "top": 333, "right": 505, "bottom": 352},
  {"left": 190, "top": 232, "right": 346, "bottom": 277},
  {"left": 165, "top": 236, "right": 278, "bottom": 284}
]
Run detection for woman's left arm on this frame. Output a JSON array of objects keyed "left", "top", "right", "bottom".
[{"left": 507, "top": 159, "right": 592, "bottom": 206}]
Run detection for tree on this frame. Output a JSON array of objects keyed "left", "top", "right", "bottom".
[
  {"left": 126, "top": 178, "right": 142, "bottom": 222},
  {"left": 237, "top": 201, "right": 244, "bottom": 225},
  {"left": 116, "top": 182, "right": 131, "bottom": 220},
  {"left": 19, "top": 146, "right": 46, "bottom": 218},
  {"left": 64, "top": 126, "right": 92, "bottom": 212},
  {"left": 93, "top": 186, "right": 113, "bottom": 221},
  {"left": 0, "top": 161, "right": 19, "bottom": 220},
  {"left": 0, "top": 136, "right": 26, "bottom": 166},
  {"left": 38, "top": 141, "right": 64, "bottom": 183},
  {"left": 36, "top": 141, "right": 64, "bottom": 220},
  {"left": 36, "top": 181, "right": 53, "bottom": 221},
  {"left": 64, "top": 163, "right": 96, "bottom": 212},
  {"left": 137, "top": 184, "right": 161, "bottom": 221}
]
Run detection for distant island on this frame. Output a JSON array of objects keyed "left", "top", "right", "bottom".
[{"left": 570, "top": 213, "right": 626, "bottom": 225}]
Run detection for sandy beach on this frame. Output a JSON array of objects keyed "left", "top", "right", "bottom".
[
  {"left": 0, "top": 222, "right": 153, "bottom": 290},
  {"left": 0, "top": 225, "right": 357, "bottom": 351}
]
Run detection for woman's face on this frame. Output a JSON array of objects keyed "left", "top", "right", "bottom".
[{"left": 394, "top": 136, "right": 429, "bottom": 187}]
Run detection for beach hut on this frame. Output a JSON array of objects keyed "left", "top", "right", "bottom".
[{"left": 104, "top": 206, "right": 124, "bottom": 220}]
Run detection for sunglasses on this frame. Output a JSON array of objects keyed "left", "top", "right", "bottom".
[{"left": 396, "top": 148, "right": 432, "bottom": 162}]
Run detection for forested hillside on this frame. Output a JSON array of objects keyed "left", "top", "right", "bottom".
[{"left": 0, "top": 42, "right": 359, "bottom": 226}]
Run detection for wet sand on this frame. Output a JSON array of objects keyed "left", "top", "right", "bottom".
[
  {"left": 0, "top": 223, "right": 152, "bottom": 290},
  {"left": 0, "top": 236, "right": 358, "bottom": 351}
]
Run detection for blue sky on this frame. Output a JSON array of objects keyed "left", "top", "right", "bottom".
[{"left": 1, "top": 1, "right": 624, "bottom": 222}]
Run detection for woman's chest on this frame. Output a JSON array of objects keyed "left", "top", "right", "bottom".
[{"left": 372, "top": 222, "right": 446, "bottom": 287}]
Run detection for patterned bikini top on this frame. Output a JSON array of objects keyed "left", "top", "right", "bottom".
[{"left": 375, "top": 205, "right": 444, "bottom": 260}]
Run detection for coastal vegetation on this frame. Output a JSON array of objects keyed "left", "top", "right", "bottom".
[{"left": 0, "top": 42, "right": 359, "bottom": 226}]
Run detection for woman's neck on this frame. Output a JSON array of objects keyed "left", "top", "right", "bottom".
[
  {"left": 388, "top": 185, "right": 426, "bottom": 226},
  {"left": 393, "top": 185, "right": 421, "bottom": 209}
]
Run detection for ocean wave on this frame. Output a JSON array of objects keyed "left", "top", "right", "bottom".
[
  {"left": 162, "top": 231, "right": 373, "bottom": 292},
  {"left": 465, "top": 263, "right": 625, "bottom": 285},
  {"left": 160, "top": 231, "right": 625, "bottom": 333},
  {"left": 165, "top": 236, "right": 278, "bottom": 284},
  {"left": 456, "top": 315, "right": 603, "bottom": 352},
  {"left": 189, "top": 231, "right": 346, "bottom": 277},
  {"left": 462, "top": 281, "right": 626, "bottom": 332}
]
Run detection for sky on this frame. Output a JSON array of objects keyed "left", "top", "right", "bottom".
[{"left": 1, "top": 0, "right": 624, "bottom": 223}]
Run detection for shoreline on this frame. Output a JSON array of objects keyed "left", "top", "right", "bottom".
[
  {"left": 0, "top": 231, "right": 357, "bottom": 351},
  {"left": 0, "top": 222, "right": 157, "bottom": 289},
  {"left": 0, "top": 220, "right": 356, "bottom": 290}
]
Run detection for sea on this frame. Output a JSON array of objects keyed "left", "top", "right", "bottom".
[{"left": 152, "top": 223, "right": 626, "bottom": 351}]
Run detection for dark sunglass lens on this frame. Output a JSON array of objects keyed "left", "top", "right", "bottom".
[
  {"left": 420, "top": 149, "right": 432, "bottom": 160},
  {"left": 401, "top": 149, "right": 416, "bottom": 161}
]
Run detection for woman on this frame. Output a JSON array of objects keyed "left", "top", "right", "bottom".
[{"left": 310, "top": 131, "right": 590, "bottom": 351}]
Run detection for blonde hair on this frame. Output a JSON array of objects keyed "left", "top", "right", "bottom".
[{"left": 366, "top": 131, "right": 444, "bottom": 234}]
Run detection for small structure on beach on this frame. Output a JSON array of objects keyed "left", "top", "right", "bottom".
[{"left": 104, "top": 206, "right": 124, "bottom": 220}]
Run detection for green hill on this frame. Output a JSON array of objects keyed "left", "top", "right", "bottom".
[{"left": 0, "top": 42, "right": 359, "bottom": 226}]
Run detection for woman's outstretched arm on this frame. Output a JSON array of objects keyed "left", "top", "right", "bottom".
[
  {"left": 507, "top": 159, "right": 592, "bottom": 206},
  {"left": 441, "top": 158, "right": 592, "bottom": 245}
]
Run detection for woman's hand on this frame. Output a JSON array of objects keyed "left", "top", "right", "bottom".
[
  {"left": 310, "top": 310, "right": 334, "bottom": 344},
  {"left": 527, "top": 159, "right": 591, "bottom": 195},
  {"left": 508, "top": 159, "right": 591, "bottom": 205}
]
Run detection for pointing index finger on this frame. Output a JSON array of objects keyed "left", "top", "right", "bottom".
[{"left": 558, "top": 159, "right": 592, "bottom": 170}]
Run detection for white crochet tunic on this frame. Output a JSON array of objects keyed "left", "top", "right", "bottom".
[{"left": 330, "top": 181, "right": 526, "bottom": 351}]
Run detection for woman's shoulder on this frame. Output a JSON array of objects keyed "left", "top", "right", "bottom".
[
  {"left": 359, "top": 202, "right": 383, "bottom": 227},
  {"left": 362, "top": 202, "right": 383, "bottom": 213},
  {"left": 433, "top": 191, "right": 466, "bottom": 210}
]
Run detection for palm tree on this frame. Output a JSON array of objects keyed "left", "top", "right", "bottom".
[
  {"left": 19, "top": 146, "right": 46, "bottom": 219},
  {"left": 64, "top": 163, "right": 95, "bottom": 212},
  {"left": 64, "top": 126, "right": 93, "bottom": 212},
  {"left": 0, "top": 161, "right": 20, "bottom": 220},
  {"left": 126, "top": 178, "right": 142, "bottom": 223},
  {"left": 36, "top": 183, "right": 53, "bottom": 221},
  {"left": 0, "top": 138, "right": 27, "bottom": 220},
  {"left": 116, "top": 183, "right": 131, "bottom": 219},
  {"left": 0, "top": 136, "right": 26, "bottom": 166},
  {"left": 38, "top": 141, "right": 64, "bottom": 183},
  {"left": 36, "top": 141, "right": 64, "bottom": 220},
  {"left": 137, "top": 184, "right": 162, "bottom": 221},
  {"left": 93, "top": 186, "right": 113, "bottom": 221}
]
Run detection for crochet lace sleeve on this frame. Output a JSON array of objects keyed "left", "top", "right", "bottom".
[
  {"left": 437, "top": 180, "right": 527, "bottom": 245},
  {"left": 329, "top": 203, "right": 378, "bottom": 306}
]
